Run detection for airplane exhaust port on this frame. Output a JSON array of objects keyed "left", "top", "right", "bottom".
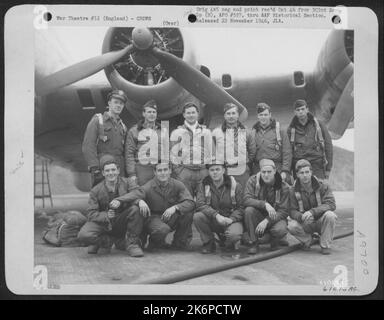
[{"left": 135, "top": 231, "right": 354, "bottom": 284}]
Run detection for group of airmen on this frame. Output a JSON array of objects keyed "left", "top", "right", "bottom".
[{"left": 77, "top": 89, "right": 336, "bottom": 258}]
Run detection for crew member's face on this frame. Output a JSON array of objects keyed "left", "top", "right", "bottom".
[
  {"left": 258, "top": 109, "right": 272, "bottom": 126},
  {"left": 183, "top": 106, "right": 199, "bottom": 124},
  {"left": 142, "top": 107, "right": 157, "bottom": 123},
  {"left": 297, "top": 166, "right": 312, "bottom": 184},
  {"left": 294, "top": 105, "right": 309, "bottom": 121},
  {"left": 208, "top": 165, "right": 225, "bottom": 182},
  {"left": 224, "top": 107, "right": 239, "bottom": 125},
  {"left": 260, "top": 166, "right": 276, "bottom": 184},
  {"left": 154, "top": 163, "right": 171, "bottom": 182},
  {"left": 102, "top": 163, "right": 120, "bottom": 182},
  {"left": 108, "top": 98, "right": 125, "bottom": 115}
]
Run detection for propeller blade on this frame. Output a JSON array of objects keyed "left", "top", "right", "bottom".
[
  {"left": 36, "top": 44, "right": 135, "bottom": 96},
  {"left": 327, "top": 75, "right": 354, "bottom": 139},
  {"left": 150, "top": 47, "right": 248, "bottom": 122}
]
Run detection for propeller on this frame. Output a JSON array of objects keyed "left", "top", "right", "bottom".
[
  {"left": 150, "top": 46, "right": 248, "bottom": 122},
  {"left": 36, "top": 26, "right": 248, "bottom": 123},
  {"left": 35, "top": 28, "right": 153, "bottom": 96},
  {"left": 36, "top": 45, "right": 135, "bottom": 96},
  {"left": 327, "top": 75, "right": 354, "bottom": 139}
]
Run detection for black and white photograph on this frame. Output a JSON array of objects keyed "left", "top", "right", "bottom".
[{"left": 4, "top": 5, "right": 379, "bottom": 296}]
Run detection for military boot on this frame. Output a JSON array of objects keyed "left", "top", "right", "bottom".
[
  {"left": 126, "top": 234, "right": 144, "bottom": 258},
  {"left": 87, "top": 234, "right": 112, "bottom": 254},
  {"left": 201, "top": 239, "right": 216, "bottom": 254},
  {"left": 99, "top": 234, "right": 113, "bottom": 254},
  {"left": 247, "top": 242, "right": 260, "bottom": 255},
  {"left": 87, "top": 244, "right": 99, "bottom": 254},
  {"left": 127, "top": 244, "right": 144, "bottom": 257},
  {"left": 269, "top": 239, "right": 280, "bottom": 251}
]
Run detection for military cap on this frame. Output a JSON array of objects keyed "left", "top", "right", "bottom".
[
  {"left": 223, "top": 103, "right": 239, "bottom": 114},
  {"left": 99, "top": 154, "right": 118, "bottom": 170},
  {"left": 142, "top": 99, "right": 157, "bottom": 111},
  {"left": 107, "top": 89, "right": 128, "bottom": 103},
  {"left": 293, "top": 99, "right": 307, "bottom": 109},
  {"left": 295, "top": 159, "right": 312, "bottom": 172},
  {"left": 206, "top": 157, "right": 226, "bottom": 169},
  {"left": 256, "top": 102, "right": 271, "bottom": 114},
  {"left": 259, "top": 158, "right": 276, "bottom": 169}
]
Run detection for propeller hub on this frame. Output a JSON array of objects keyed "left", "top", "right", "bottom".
[{"left": 132, "top": 27, "right": 153, "bottom": 50}]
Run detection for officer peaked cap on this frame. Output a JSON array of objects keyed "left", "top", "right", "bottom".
[{"left": 108, "top": 89, "right": 127, "bottom": 103}]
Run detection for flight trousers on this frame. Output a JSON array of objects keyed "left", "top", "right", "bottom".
[
  {"left": 287, "top": 211, "right": 337, "bottom": 249},
  {"left": 193, "top": 211, "right": 243, "bottom": 246},
  {"left": 144, "top": 210, "right": 194, "bottom": 248},
  {"left": 77, "top": 205, "right": 144, "bottom": 249},
  {"left": 243, "top": 206, "right": 288, "bottom": 244}
]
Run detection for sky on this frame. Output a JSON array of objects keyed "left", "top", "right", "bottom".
[{"left": 46, "top": 27, "right": 353, "bottom": 151}]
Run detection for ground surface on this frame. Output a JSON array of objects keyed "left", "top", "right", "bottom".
[{"left": 34, "top": 192, "right": 354, "bottom": 288}]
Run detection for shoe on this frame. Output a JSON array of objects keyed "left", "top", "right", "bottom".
[
  {"left": 301, "top": 236, "right": 314, "bottom": 251},
  {"left": 278, "top": 238, "right": 289, "bottom": 247},
  {"left": 87, "top": 244, "right": 99, "bottom": 254},
  {"left": 269, "top": 241, "right": 280, "bottom": 252},
  {"left": 217, "top": 234, "right": 227, "bottom": 248},
  {"left": 247, "top": 244, "right": 260, "bottom": 255},
  {"left": 98, "top": 235, "right": 113, "bottom": 254},
  {"left": 233, "top": 240, "right": 241, "bottom": 251},
  {"left": 127, "top": 244, "right": 144, "bottom": 257},
  {"left": 201, "top": 240, "right": 216, "bottom": 254},
  {"left": 321, "top": 247, "right": 331, "bottom": 255}
]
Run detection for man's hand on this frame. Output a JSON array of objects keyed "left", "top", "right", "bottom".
[
  {"left": 216, "top": 214, "right": 233, "bottom": 227},
  {"left": 281, "top": 172, "right": 291, "bottom": 183},
  {"left": 129, "top": 175, "right": 138, "bottom": 185},
  {"left": 138, "top": 200, "right": 151, "bottom": 218},
  {"left": 324, "top": 171, "right": 330, "bottom": 180},
  {"left": 302, "top": 211, "right": 314, "bottom": 224},
  {"left": 256, "top": 219, "right": 269, "bottom": 237},
  {"left": 265, "top": 202, "right": 277, "bottom": 220},
  {"left": 109, "top": 200, "right": 121, "bottom": 210},
  {"left": 161, "top": 205, "right": 177, "bottom": 222},
  {"left": 107, "top": 209, "right": 116, "bottom": 220}
]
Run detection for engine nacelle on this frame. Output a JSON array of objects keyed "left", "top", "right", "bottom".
[
  {"left": 102, "top": 27, "right": 203, "bottom": 120},
  {"left": 312, "top": 30, "right": 354, "bottom": 138}
]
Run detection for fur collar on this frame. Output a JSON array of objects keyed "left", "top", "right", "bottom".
[
  {"left": 252, "top": 118, "right": 277, "bottom": 131},
  {"left": 137, "top": 119, "right": 161, "bottom": 131},
  {"left": 221, "top": 121, "right": 246, "bottom": 132},
  {"left": 202, "top": 174, "right": 232, "bottom": 188},
  {"left": 288, "top": 112, "right": 315, "bottom": 128}
]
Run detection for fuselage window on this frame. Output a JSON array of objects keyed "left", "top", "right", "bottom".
[
  {"left": 293, "top": 71, "right": 305, "bottom": 86},
  {"left": 77, "top": 89, "right": 95, "bottom": 110},
  {"left": 222, "top": 74, "right": 232, "bottom": 88}
]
